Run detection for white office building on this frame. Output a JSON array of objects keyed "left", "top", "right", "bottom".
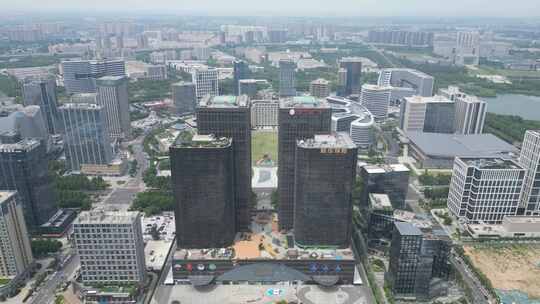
[
  {"left": 61, "top": 59, "right": 125, "bottom": 94},
  {"left": 448, "top": 157, "right": 525, "bottom": 224},
  {"left": 439, "top": 86, "right": 487, "bottom": 134},
  {"left": 73, "top": 211, "right": 146, "bottom": 285},
  {"left": 360, "top": 84, "right": 391, "bottom": 121},
  {"left": 191, "top": 67, "right": 219, "bottom": 100},
  {"left": 399, "top": 95, "right": 455, "bottom": 134},
  {"left": 251, "top": 100, "right": 278, "bottom": 128},
  {"left": 309, "top": 79, "right": 330, "bottom": 98},
  {"left": 350, "top": 114, "right": 375, "bottom": 149},
  {"left": 378, "top": 68, "right": 434, "bottom": 97},
  {"left": 519, "top": 130, "right": 540, "bottom": 215}
]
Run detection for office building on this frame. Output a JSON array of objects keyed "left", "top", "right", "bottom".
[
  {"left": 233, "top": 60, "right": 250, "bottom": 95},
  {"left": 96, "top": 76, "right": 130, "bottom": 139},
  {"left": 170, "top": 133, "right": 236, "bottom": 248},
  {"left": 399, "top": 95, "right": 455, "bottom": 134},
  {"left": 279, "top": 59, "right": 296, "bottom": 97},
  {"left": 268, "top": 29, "right": 288, "bottom": 43},
  {"left": 21, "top": 76, "right": 58, "bottom": 134},
  {"left": 439, "top": 86, "right": 487, "bottom": 134},
  {"left": 251, "top": 100, "right": 278, "bottom": 128},
  {"left": 367, "top": 194, "right": 395, "bottom": 240},
  {"left": 145, "top": 65, "right": 168, "bottom": 81},
  {"left": 193, "top": 47, "right": 210, "bottom": 60},
  {"left": 447, "top": 158, "right": 525, "bottom": 224},
  {"left": 309, "top": 79, "right": 330, "bottom": 98},
  {"left": 336, "top": 68, "right": 348, "bottom": 97},
  {"left": 350, "top": 114, "right": 376, "bottom": 149},
  {"left": 360, "top": 164, "right": 410, "bottom": 209},
  {"left": 360, "top": 84, "right": 391, "bottom": 120},
  {"left": 61, "top": 59, "right": 125, "bottom": 94},
  {"left": 0, "top": 105, "right": 51, "bottom": 149},
  {"left": 73, "top": 211, "right": 146, "bottom": 285},
  {"left": 294, "top": 133, "right": 358, "bottom": 247},
  {"left": 339, "top": 57, "right": 362, "bottom": 96},
  {"left": 278, "top": 96, "right": 331, "bottom": 230},
  {"left": 0, "top": 191, "right": 34, "bottom": 279},
  {"left": 0, "top": 140, "right": 57, "bottom": 228},
  {"left": 172, "top": 82, "right": 197, "bottom": 115},
  {"left": 197, "top": 95, "right": 251, "bottom": 231},
  {"left": 191, "top": 67, "right": 219, "bottom": 100},
  {"left": 331, "top": 113, "right": 360, "bottom": 133},
  {"left": 238, "top": 79, "right": 259, "bottom": 98},
  {"left": 59, "top": 103, "right": 113, "bottom": 172},
  {"left": 378, "top": 69, "right": 434, "bottom": 97},
  {"left": 519, "top": 130, "right": 540, "bottom": 215},
  {"left": 455, "top": 32, "right": 480, "bottom": 66},
  {"left": 406, "top": 132, "right": 518, "bottom": 169},
  {"left": 386, "top": 222, "right": 451, "bottom": 300},
  {"left": 367, "top": 30, "right": 434, "bottom": 47},
  {"left": 71, "top": 93, "right": 98, "bottom": 104}
]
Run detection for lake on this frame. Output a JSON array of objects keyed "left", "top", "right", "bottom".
[{"left": 485, "top": 94, "right": 540, "bottom": 121}]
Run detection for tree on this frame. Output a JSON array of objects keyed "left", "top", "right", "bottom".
[
  {"left": 150, "top": 224, "right": 160, "bottom": 241},
  {"left": 31, "top": 239, "right": 63, "bottom": 257}
]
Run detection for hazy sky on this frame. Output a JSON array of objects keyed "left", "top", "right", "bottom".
[{"left": 2, "top": 0, "right": 540, "bottom": 17}]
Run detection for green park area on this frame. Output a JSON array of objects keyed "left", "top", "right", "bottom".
[{"left": 251, "top": 131, "right": 278, "bottom": 165}]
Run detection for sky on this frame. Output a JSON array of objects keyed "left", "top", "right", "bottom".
[{"left": 2, "top": 0, "right": 540, "bottom": 17}]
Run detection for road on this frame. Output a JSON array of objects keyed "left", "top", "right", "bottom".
[
  {"left": 450, "top": 253, "right": 492, "bottom": 304},
  {"left": 30, "top": 250, "right": 79, "bottom": 304}
]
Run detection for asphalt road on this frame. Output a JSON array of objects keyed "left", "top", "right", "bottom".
[
  {"left": 450, "top": 253, "right": 491, "bottom": 304},
  {"left": 30, "top": 251, "right": 79, "bottom": 304}
]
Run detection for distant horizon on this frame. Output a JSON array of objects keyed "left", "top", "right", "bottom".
[{"left": 1, "top": 0, "right": 540, "bottom": 19}]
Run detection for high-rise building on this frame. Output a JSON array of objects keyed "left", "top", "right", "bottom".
[
  {"left": 73, "top": 211, "right": 146, "bottom": 285},
  {"left": 279, "top": 59, "right": 296, "bottom": 97},
  {"left": 399, "top": 95, "right": 455, "bottom": 134},
  {"left": 519, "top": 130, "right": 540, "bottom": 215},
  {"left": 22, "top": 76, "right": 58, "bottom": 134},
  {"left": 336, "top": 68, "right": 348, "bottom": 97},
  {"left": 96, "top": 76, "right": 130, "bottom": 139},
  {"left": 278, "top": 96, "right": 332, "bottom": 230},
  {"left": 447, "top": 157, "right": 525, "bottom": 224},
  {"left": 0, "top": 139, "right": 57, "bottom": 228},
  {"left": 268, "top": 29, "right": 288, "bottom": 43},
  {"left": 170, "top": 133, "right": 236, "bottom": 248},
  {"left": 367, "top": 30, "right": 434, "bottom": 47},
  {"left": 136, "top": 34, "right": 149, "bottom": 49},
  {"left": 360, "top": 84, "right": 391, "bottom": 121},
  {"left": 172, "top": 82, "right": 197, "bottom": 115},
  {"left": 233, "top": 60, "right": 250, "bottom": 95},
  {"left": 191, "top": 67, "right": 219, "bottom": 100},
  {"left": 197, "top": 95, "right": 251, "bottom": 231},
  {"left": 0, "top": 105, "right": 51, "bottom": 150},
  {"left": 251, "top": 100, "right": 279, "bottom": 129},
  {"left": 59, "top": 103, "right": 113, "bottom": 172},
  {"left": 455, "top": 32, "right": 480, "bottom": 66},
  {"left": 294, "top": 133, "right": 358, "bottom": 247},
  {"left": 350, "top": 115, "right": 376, "bottom": 149},
  {"left": 378, "top": 69, "right": 434, "bottom": 97},
  {"left": 0, "top": 191, "right": 33, "bottom": 279},
  {"left": 309, "top": 79, "right": 330, "bottom": 98},
  {"left": 61, "top": 59, "right": 126, "bottom": 94},
  {"left": 386, "top": 222, "right": 451, "bottom": 300},
  {"left": 193, "top": 47, "right": 210, "bottom": 60},
  {"left": 339, "top": 57, "right": 362, "bottom": 96},
  {"left": 360, "top": 164, "right": 410, "bottom": 209},
  {"left": 331, "top": 113, "right": 361, "bottom": 133},
  {"left": 439, "top": 86, "right": 486, "bottom": 134},
  {"left": 238, "top": 79, "right": 259, "bottom": 98}
]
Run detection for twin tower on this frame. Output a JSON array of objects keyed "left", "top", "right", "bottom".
[{"left": 170, "top": 95, "right": 358, "bottom": 250}]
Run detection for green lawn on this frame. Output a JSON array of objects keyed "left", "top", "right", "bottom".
[{"left": 251, "top": 131, "right": 278, "bottom": 165}]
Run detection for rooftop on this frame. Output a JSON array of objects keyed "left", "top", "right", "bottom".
[
  {"left": 504, "top": 216, "right": 540, "bottom": 224},
  {"left": 460, "top": 158, "right": 524, "bottom": 170},
  {"left": 280, "top": 96, "right": 329, "bottom": 108},
  {"left": 404, "top": 95, "right": 453, "bottom": 104},
  {"left": 199, "top": 95, "right": 249, "bottom": 108},
  {"left": 0, "top": 191, "right": 16, "bottom": 205},
  {"left": 406, "top": 132, "right": 518, "bottom": 158},
  {"left": 59, "top": 103, "right": 103, "bottom": 110},
  {"left": 382, "top": 68, "right": 433, "bottom": 79},
  {"left": 311, "top": 78, "right": 329, "bottom": 85},
  {"left": 96, "top": 75, "right": 127, "bottom": 85},
  {"left": 75, "top": 210, "right": 140, "bottom": 225},
  {"left": 369, "top": 193, "right": 393, "bottom": 210},
  {"left": 363, "top": 163, "right": 410, "bottom": 174},
  {"left": 0, "top": 139, "right": 41, "bottom": 152},
  {"left": 297, "top": 132, "right": 356, "bottom": 149},
  {"left": 394, "top": 222, "right": 422, "bottom": 236},
  {"left": 173, "top": 132, "right": 232, "bottom": 148}
]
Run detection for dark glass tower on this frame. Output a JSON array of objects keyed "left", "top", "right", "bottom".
[
  {"left": 170, "top": 133, "right": 236, "bottom": 248},
  {"left": 339, "top": 57, "right": 362, "bottom": 96},
  {"left": 278, "top": 96, "right": 331, "bottom": 230},
  {"left": 22, "top": 76, "right": 59, "bottom": 134},
  {"left": 233, "top": 60, "right": 250, "bottom": 96},
  {"left": 0, "top": 139, "right": 58, "bottom": 229},
  {"left": 293, "top": 133, "right": 358, "bottom": 248},
  {"left": 197, "top": 95, "right": 251, "bottom": 231}
]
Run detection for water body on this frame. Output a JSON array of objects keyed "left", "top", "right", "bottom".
[
  {"left": 485, "top": 94, "right": 540, "bottom": 121},
  {"left": 497, "top": 290, "right": 540, "bottom": 304}
]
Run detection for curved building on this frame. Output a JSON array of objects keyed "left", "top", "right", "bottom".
[
  {"left": 350, "top": 113, "right": 375, "bottom": 149},
  {"left": 360, "top": 84, "right": 391, "bottom": 121}
]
